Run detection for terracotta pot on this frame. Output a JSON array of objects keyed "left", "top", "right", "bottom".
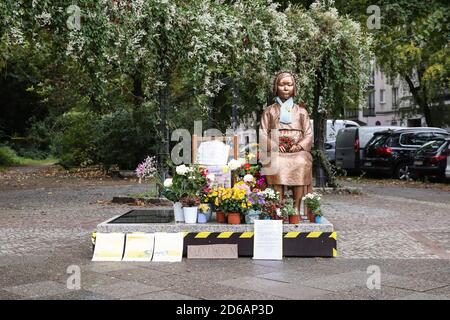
[
  {"left": 227, "top": 212, "right": 241, "bottom": 225},
  {"left": 216, "top": 211, "right": 226, "bottom": 223},
  {"left": 289, "top": 215, "right": 300, "bottom": 224},
  {"left": 306, "top": 207, "right": 315, "bottom": 223}
]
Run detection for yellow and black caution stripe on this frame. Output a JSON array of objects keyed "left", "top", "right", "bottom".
[{"left": 182, "top": 231, "right": 337, "bottom": 257}]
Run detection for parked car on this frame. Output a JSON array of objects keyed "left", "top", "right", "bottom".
[
  {"left": 335, "top": 126, "right": 404, "bottom": 172},
  {"left": 410, "top": 137, "right": 450, "bottom": 180},
  {"left": 324, "top": 140, "right": 335, "bottom": 163},
  {"left": 362, "top": 128, "right": 449, "bottom": 179}
]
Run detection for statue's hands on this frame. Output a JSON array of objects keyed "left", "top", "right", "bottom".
[
  {"left": 290, "top": 145, "right": 302, "bottom": 152},
  {"left": 279, "top": 146, "right": 287, "bottom": 153}
]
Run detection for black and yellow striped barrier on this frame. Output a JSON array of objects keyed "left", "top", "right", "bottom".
[{"left": 182, "top": 231, "right": 337, "bottom": 257}]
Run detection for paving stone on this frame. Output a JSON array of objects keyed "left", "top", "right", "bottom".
[
  {"left": 82, "top": 262, "right": 141, "bottom": 274},
  {"left": 425, "top": 285, "right": 450, "bottom": 297},
  {"left": 0, "top": 289, "right": 24, "bottom": 300},
  {"left": 315, "top": 285, "right": 415, "bottom": 300},
  {"left": 35, "top": 289, "right": 113, "bottom": 300},
  {"left": 122, "top": 290, "right": 199, "bottom": 300},
  {"left": 3, "top": 280, "right": 70, "bottom": 299},
  {"left": 106, "top": 268, "right": 173, "bottom": 285},
  {"left": 383, "top": 275, "right": 447, "bottom": 292},
  {"left": 218, "top": 276, "right": 331, "bottom": 299},
  {"left": 87, "top": 281, "right": 164, "bottom": 299},
  {"left": 396, "top": 292, "right": 450, "bottom": 300}
]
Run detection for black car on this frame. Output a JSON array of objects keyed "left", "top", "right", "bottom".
[
  {"left": 410, "top": 137, "right": 450, "bottom": 180},
  {"left": 361, "top": 128, "right": 449, "bottom": 179}
]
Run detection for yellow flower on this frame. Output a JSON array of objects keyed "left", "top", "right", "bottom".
[{"left": 222, "top": 166, "right": 229, "bottom": 173}]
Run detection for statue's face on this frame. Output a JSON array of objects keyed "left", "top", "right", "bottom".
[{"left": 276, "top": 74, "right": 295, "bottom": 101}]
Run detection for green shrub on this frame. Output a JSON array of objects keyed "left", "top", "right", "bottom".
[
  {"left": 94, "top": 108, "right": 159, "bottom": 170},
  {"left": 0, "top": 145, "right": 22, "bottom": 166},
  {"left": 51, "top": 112, "right": 99, "bottom": 168}
]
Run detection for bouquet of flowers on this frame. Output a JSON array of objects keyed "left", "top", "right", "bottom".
[
  {"left": 135, "top": 156, "right": 158, "bottom": 183},
  {"left": 279, "top": 135, "right": 296, "bottom": 152},
  {"left": 303, "top": 192, "right": 322, "bottom": 215}
]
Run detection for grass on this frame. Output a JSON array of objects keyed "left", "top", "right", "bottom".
[{"left": 0, "top": 145, "right": 58, "bottom": 168}]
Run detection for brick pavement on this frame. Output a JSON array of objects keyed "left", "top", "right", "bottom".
[{"left": 0, "top": 177, "right": 449, "bottom": 300}]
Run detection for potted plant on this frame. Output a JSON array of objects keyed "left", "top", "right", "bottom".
[
  {"left": 160, "top": 178, "right": 185, "bottom": 223},
  {"left": 281, "top": 198, "right": 299, "bottom": 224},
  {"left": 197, "top": 203, "right": 211, "bottom": 224},
  {"left": 303, "top": 192, "right": 322, "bottom": 223},
  {"left": 217, "top": 184, "right": 251, "bottom": 224},
  {"left": 180, "top": 195, "right": 200, "bottom": 224},
  {"left": 244, "top": 189, "right": 265, "bottom": 224},
  {"left": 260, "top": 188, "right": 280, "bottom": 220}
]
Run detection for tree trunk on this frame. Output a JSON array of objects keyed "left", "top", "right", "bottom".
[
  {"left": 133, "top": 72, "right": 143, "bottom": 107},
  {"left": 404, "top": 74, "right": 433, "bottom": 127},
  {"left": 312, "top": 70, "right": 327, "bottom": 187}
]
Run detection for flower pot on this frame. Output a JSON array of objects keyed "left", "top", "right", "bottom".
[
  {"left": 315, "top": 215, "right": 322, "bottom": 224},
  {"left": 306, "top": 207, "right": 315, "bottom": 223},
  {"left": 197, "top": 212, "right": 207, "bottom": 224},
  {"left": 216, "top": 211, "right": 226, "bottom": 223},
  {"left": 183, "top": 207, "right": 198, "bottom": 224},
  {"left": 173, "top": 202, "right": 184, "bottom": 222},
  {"left": 245, "top": 210, "right": 260, "bottom": 224},
  {"left": 289, "top": 215, "right": 300, "bottom": 224},
  {"left": 204, "top": 209, "right": 212, "bottom": 222},
  {"left": 227, "top": 212, "right": 241, "bottom": 225}
]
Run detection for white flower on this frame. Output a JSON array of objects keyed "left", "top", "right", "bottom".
[
  {"left": 243, "top": 174, "right": 254, "bottom": 183},
  {"left": 163, "top": 178, "right": 173, "bottom": 188},
  {"left": 276, "top": 208, "right": 282, "bottom": 216},
  {"left": 206, "top": 173, "right": 215, "bottom": 182},
  {"left": 227, "top": 159, "right": 242, "bottom": 171},
  {"left": 176, "top": 164, "right": 189, "bottom": 175}
]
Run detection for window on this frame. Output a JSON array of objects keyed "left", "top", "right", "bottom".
[
  {"left": 400, "top": 132, "right": 433, "bottom": 146},
  {"left": 392, "top": 87, "right": 399, "bottom": 107},
  {"left": 380, "top": 89, "right": 385, "bottom": 103}
]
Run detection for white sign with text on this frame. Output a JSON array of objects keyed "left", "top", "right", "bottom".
[{"left": 253, "top": 220, "right": 283, "bottom": 260}]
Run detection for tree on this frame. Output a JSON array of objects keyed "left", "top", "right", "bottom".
[
  {"left": 289, "top": 1, "right": 372, "bottom": 187},
  {"left": 335, "top": 0, "right": 450, "bottom": 127}
]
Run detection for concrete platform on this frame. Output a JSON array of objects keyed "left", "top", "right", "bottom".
[
  {"left": 94, "top": 209, "right": 337, "bottom": 257},
  {"left": 96, "top": 213, "right": 334, "bottom": 233}
]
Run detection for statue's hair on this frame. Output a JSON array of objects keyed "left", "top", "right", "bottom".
[{"left": 272, "top": 70, "right": 298, "bottom": 97}]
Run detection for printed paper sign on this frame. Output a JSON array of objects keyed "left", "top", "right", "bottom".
[
  {"left": 253, "top": 220, "right": 283, "bottom": 260},
  {"left": 122, "top": 233, "right": 155, "bottom": 262},
  {"left": 152, "top": 232, "right": 184, "bottom": 262},
  {"left": 92, "top": 233, "right": 125, "bottom": 261}
]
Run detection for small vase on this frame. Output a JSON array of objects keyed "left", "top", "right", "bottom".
[
  {"left": 289, "top": 215, "right": 300, "bottom": 224},
  {"left": 173, "top": 202, "right": 184, "bottom": 222},
  {"left": 197, "top": 212, "right": 207, "bottom": 224},
  {"left": 227, "top": 212, "right": 241, "bottom": 225},
  {"left": 245, "top": 209, "right": 260, "bottom": 224},
  {"left": 183, "top": 207, "right": 198, "bottom": 224},
  {"left": 315, "top": 215, "right": 322, "bottom": 224}
]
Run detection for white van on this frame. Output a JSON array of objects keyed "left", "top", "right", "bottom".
[{"left": 310, "top": 119, "right": 360, "bottom": 142}]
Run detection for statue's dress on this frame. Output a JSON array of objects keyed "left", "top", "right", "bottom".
[{"left": 260, "top": 103, "right": 313, "bottom": 188}]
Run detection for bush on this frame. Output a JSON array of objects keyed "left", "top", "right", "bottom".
[
  {"left": 0, "top": 145, "right": 22, "bottom": 166},
  {"left": 51, "top": 112, "right": 99, "bottom": 168},
  {"left": 94, "top": 108, "right": 159, "bottom": 170}
]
